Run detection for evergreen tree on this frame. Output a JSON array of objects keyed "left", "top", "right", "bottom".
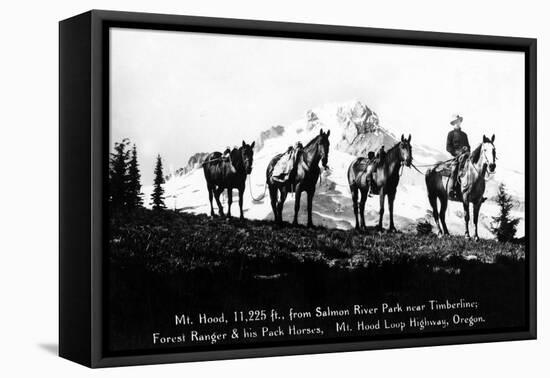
[
  {"left": 151, "top": 154, "right": 166, "bottom": 210},
  {"left": 127, "top": 144, "right": 143, "bottom": 208},
  {"left": 109, "top": 138, "right": 131, "bottom": 209},
  {"left": 491, "top": 183, "right": 520, "bottom": 242}
]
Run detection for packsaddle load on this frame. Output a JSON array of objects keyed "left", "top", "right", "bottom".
[{"left": 271, "top": 142, "right": 304, "bottom": 183}]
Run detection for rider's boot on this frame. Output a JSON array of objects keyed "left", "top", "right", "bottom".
[{"left": 448, "top": 170, "right": 457, "bottom": 199}]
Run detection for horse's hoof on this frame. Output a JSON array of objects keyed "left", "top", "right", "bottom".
[
  {"left": 474, "top": 235, "right": 480, "bottom": 242},
  {"left": 465, "top": 234, "right": 471, "bottom": 239},
  {"left": 240, "top": 216, "right": 244, "bottom": 221},
  {"left": 307, "top": 223, "right": 314, "bottom": 228},
  {"left": 389, "top": 227, "right": 398, "bottom": 233}
]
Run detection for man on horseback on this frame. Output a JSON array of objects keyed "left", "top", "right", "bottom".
[{"left": 446, "top": 114, "right": 470, "bottom": 198}]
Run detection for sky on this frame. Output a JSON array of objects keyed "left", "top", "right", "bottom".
[{"left": 110, "top": 27, "right": 525, "bottom": 185}]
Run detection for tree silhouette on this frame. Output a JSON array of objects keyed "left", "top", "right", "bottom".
[
  {"left": 109, "top": 138, "right": 131, "bottom": 209},
  {"left": 491, "top": 183, "right": 520, "bottom": 242},
  {"left": 127, "top": 144, "right": 143, "bottom": 208},
  {"left": 151, "top": 154, "right": 166, "bottom": 210}
]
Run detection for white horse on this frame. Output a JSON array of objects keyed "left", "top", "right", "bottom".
[{"left": 425, "top": 134, "right": 497, "bottom": 240}]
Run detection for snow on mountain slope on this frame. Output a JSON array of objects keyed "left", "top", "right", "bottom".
[{"left": 143, "top": 100, "right": 525, "bottom": 239}]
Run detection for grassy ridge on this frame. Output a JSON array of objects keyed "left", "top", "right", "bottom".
[
  {"left": 106, "top": 208, "right": 526, "bottom": 353},
  {"left": 109, "top": 208, "right": 524, "bottom": 275}
]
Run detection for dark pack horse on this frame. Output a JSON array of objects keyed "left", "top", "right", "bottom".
[
  {"left": 203, "top": 141, "right": 255, "bottom": 219},
  {"left": 347, "top": 134, "right": 413, "bottom": 231},
  {"left": 266, "top": 129, "right": 330, "bottom": 227},
  {"left": 425, "top": 134, "right": 497, "bottom": 240}
]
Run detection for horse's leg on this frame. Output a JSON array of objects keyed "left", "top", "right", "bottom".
[
  {"left": 207, "top": 185, "right": 215, "bottom": 217},
  {"left": 426, "top": 171, "right": 442, "bottom": 235},
  {"left": 278, "top": 187, "right": 288, "bottom": 224},
  {"left": 377, "top": 188, "right": 385, "bottom": 231},
  {"left": 238, "top": 185, "right": 245, "bottom": 220},
  {"left": 462, "top": 201, "right": 470, "bottom": 239},
  {"left": 226, "top": 188, "right": 233, "bottom": 218},
  {"left": 439, "top": 193, "right": 450, "bottom": 235},
  {"left": 306, "top": 188, "right": 315, "bottom": 228},
  {"left": 359, "top": 188, "right": 368, "bottom": 229},
  {"left": 293, "top": 183, "right": 302, "bottom": 226},
  {"left": 350, "top": 185, "right": 359, "bottom": 229},
  {"left": 473, "top": 200, "right": 482, "bottom": 241},
  {"left": 388, "top": 190, "right": 397, "bottom": 232},
  {"left": 269, "top": 185, "right": 278, "bottom": 223},
  {"left": 428, "top": 193, "right": 442, "bottom": 235},
  {"left": 426, "top": 170, "right": 450, "bottom": 236},
  {"left": 213, "top": 187, "right": 225, "bottom": 217}
]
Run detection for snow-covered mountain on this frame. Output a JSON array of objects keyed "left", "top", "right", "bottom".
[{"left": 143, "top": 100, "right": 525, "bottom": 239}]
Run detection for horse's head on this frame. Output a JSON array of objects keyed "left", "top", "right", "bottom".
[
  {"left": 481, "top": 134, "right": 496, "bottom": 173},
  {"left": 399, "top": 134, "right": 413, "bottom": 167},
  {"left": 318, "top": 128, "right": 331, "bottom": 169},
  {"left": 240, "top": 140, "right": 255, "bottom": 174}
]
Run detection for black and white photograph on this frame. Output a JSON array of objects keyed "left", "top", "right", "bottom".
[
  {"left": 3, "top": 0, "right": 549, "bottom": 376},
  {"left": 105, "top": 25, "right": 530, "bottom": 356}
]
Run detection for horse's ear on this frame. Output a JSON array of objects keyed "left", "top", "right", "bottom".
[
  {"left": 482, "top": 135, "right": 488, "bottom": 143},
  {"left": 401, "top": 134, "right": 404, "bottom": 141},
  {"left": 250, "top": 141, "right": 255, "bottom": 149},
  {"left": 320, "top": 128, "right": 324, "bottom": 135},
  {"left": 408, "top": 134, "right": 411, "bottom": 143},
  {"left": 491, "top": 134, "right": 495, "bottom": 143},
  {"left": 242, "top": 140, "right": 246, "bottom": 147},
  {"left": 326, "top": 129, "right": 330, "bottom": 137}
]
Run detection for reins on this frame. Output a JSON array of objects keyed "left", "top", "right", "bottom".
[
  {"left": 407, "top": 143, "right": 495, "bottom": 181},
  {"left": 410, "top": 162, "right": 426, "bottom": 175},
  {"left": 408, "top": 157, "right": 455, "bottom": 175}
]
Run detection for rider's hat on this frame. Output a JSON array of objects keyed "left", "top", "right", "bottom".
[{"left": 450, "top": 114, "right": 463, "bottom": 126}]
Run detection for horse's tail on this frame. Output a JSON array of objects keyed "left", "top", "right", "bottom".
[{"left": 248, "top": 175, "right": 267, "bottom": 203}]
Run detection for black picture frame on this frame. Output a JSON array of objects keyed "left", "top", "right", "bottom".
[{"left": 59, "top": 9, "right": 537, "bottom": 368}]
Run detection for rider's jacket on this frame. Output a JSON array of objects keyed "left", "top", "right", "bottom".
[{"left": 446, "top": 128, "right": 470, "bottom": 157}]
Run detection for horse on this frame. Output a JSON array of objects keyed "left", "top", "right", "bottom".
[
  {"left": 425, "top": 134, "right": 496, "bottom": 240},
  {"left": 203, "top": 141, "right": 255, "bottom": 219},
  {"left": 347, "top": 134, "right": 413, "bottom": 231},
  {"left": 266, "top": 129, "right": 330, "bottom": 227}
]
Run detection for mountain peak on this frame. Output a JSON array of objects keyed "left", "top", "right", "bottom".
[
  {"left": 164, "top": 152, "right": 209, "bottom": 181},
  {"left": 255, "top": 125, "right": 285, "bottom": 151},
  {"left": 331, "top": 100, "right": 394, "bottom": 157}
]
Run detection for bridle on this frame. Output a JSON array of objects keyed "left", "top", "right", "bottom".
[
  {"left": 241, "top": 147, "right": 253, "bottom": 173},
  {"left": 319, "top": 140, "right": 329, "bottom": 169},
  {"left": 398, "top": 142, "right": 413, "bottom": 176},
  {"left": 471, "top": 142, "right": 496, "bottom": 178},
  {"left": 302, "top": 137, "right": 329, "bottom": 172}
]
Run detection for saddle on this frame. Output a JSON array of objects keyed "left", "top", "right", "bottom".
[
  {"left": 204, "top": 149, "right": 237, "bottom": 174},
  {"left": 368, "top": 146, "right": 388, "bottom": 194},
  {"left": 271, "top": 144, "right": 303, "bottom": 183},
  {"left": 354, "top": 148, "right": 384, "bottom": 195},
  {"left": 433, "top": 153, "right": 469, "bottom": 201}
]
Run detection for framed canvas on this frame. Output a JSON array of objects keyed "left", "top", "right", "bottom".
[{"left": 59, "top": 10, "right": 537, "bottom": 368}]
